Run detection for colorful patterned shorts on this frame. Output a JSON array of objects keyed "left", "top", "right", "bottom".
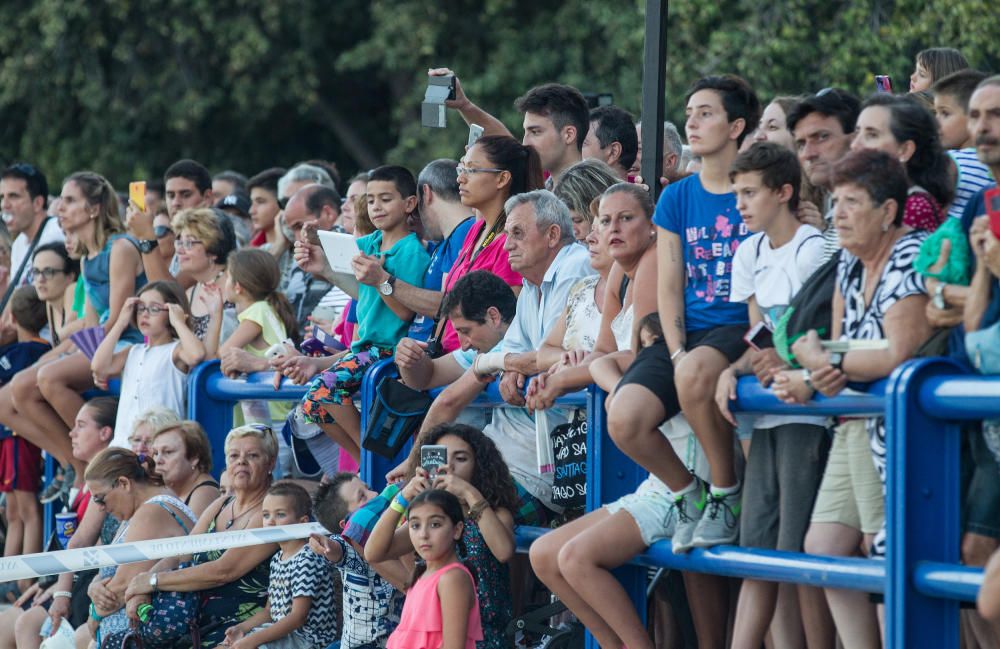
[{"left": 302, "top": 345, "right": 393, "bottom": 424}]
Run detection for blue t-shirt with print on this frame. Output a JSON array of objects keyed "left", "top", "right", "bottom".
[
  {"left": 652, "top": 174, "right": 750, "bottom": 331},
  {"left": 408, "top": 216, "right": 475, "bottom": 341}
]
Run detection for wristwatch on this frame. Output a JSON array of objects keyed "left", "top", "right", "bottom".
[
  {"left": 149, "top": 572, "right": 158, "bottom": 592},
  {"left": 829, "top": 352, "right": 845, "bottom": 371},
  {"left": 932, "top": 282, "right": 947, "bottom": 310},
  {"left": 379, "top": 274, "right": 397, "bottom": 296},
  {"left": 137, "top": 238, "right": 159, "bottom": 254},
  {"left": 802, "top": 368, "right": 814, "bottom": 391}
]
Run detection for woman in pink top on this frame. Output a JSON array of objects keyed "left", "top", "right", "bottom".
[
  {"left": 439, "top": 136, "right": 544, "bottom": 352},
  {"left": 387, "top": 489, "right": 483, "bottom": 649}
]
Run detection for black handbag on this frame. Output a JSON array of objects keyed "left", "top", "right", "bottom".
[
  {"left": 363, "top": 376, "right": 432, "bottom": 459},
  {"left": 774, "top": 250, "right": 840, "bottom": 367}
]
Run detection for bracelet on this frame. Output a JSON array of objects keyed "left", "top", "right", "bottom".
[
  {"left": 89, "top": 602, "right": 104, "bottom": 622},
  {"left": 389, "top": 499, "right": 406, "bottom": 515},
  {"left": 52, "top": 591, "right": 73, "bottom": 600},
  {"left": 394, "top": 492, "right": 410, "bottom": 508},
  {"left": 670, "top": 347, "right": 685, "bottom": 361},
  {"left": 467, "top": 499, "right": 490, "bottom": 522}
]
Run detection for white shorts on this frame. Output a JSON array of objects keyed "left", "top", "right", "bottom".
[{"left": 605, "top": 476, "right": 677, "bottom": 546}]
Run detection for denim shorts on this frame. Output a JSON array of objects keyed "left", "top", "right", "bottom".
[{"left": 605, "top": 476, "right": 677, "bottom": 547}]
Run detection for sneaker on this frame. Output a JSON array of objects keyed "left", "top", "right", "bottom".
[
  {"left": 671, "top": 477, "right": 709, "bottom": 553},
  {"left": 38, "top": 472, "right": 65, "bottom": 505},
  {"left": 691, "top": 484, "right": 742, "bottom": 548}
]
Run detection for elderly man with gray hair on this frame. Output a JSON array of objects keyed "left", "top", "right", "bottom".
[{"left": 415, "top": 189, "right": 595, "bottom": 520}]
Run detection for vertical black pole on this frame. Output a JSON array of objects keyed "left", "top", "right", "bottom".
[{"left": 640, "top": 0, "right": 669, "bottom": 201}]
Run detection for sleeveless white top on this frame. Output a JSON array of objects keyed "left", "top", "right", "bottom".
[{"left": 112, "top": 341, "right": 187, "bottom": 449}]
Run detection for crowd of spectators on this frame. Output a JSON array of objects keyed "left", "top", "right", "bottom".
[{"left": 0, "top": 45, "right": 997, "bottom": 649}]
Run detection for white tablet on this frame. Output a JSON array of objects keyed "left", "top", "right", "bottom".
[{"left": 318, "top": 230, "right": 361, "bottom": 274}]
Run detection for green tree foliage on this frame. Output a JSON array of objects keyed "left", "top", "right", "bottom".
[{"left": 0, "top": 0, "right": 996, "bottom": 187}]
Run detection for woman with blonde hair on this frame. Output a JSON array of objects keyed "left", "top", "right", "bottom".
[
  {"left": 125, "top": 424, "right": 278, "bottom": 648},
  {"left": 171, "top": 207, "right": 238, "bottom": 356},
  {"left": 12, "top": 171, "right": 147, "bottom": 499},
  {"left": 127, "top": 406, "right": 182, "bottom": 458}
]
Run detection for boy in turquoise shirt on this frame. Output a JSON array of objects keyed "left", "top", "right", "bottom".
[{"left": 302, "top": 166, "right": 430, "bottom": 463}]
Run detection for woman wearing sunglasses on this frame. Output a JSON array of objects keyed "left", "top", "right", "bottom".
[{"left": 82, "top": 447, "right": 196, "bottom": 648}]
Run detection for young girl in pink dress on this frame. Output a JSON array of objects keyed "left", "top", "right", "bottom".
[{"left": 387, "top": 489, "right": 483, "bottom": 649}]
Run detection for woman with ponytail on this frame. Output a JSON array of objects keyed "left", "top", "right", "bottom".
[
  {"left": 81, "top": 447, "right": 195, "bottom": 647},
  {"left": 436, "top": 135, "right": 545, "bottom": 352},
  {"left": 852, "top": 94, "right": 955, "bottom": 231},
  {"left": 13, "top": 172, "right": 147, "bottom": 499}
]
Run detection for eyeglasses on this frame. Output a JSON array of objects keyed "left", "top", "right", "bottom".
[
  {"left": 456, "top": 165, "right": 505, "bottom": 177},
  {"left": 91, "top": 481, "right": 120, "bottom": 507},
  {"left": 174, "top": 238, "right": 203, "bottom": 250},
  {"left": 154, "top": 225, "right": 173, "bottom": 239},
  {"left": 135, "top": 303, "right": 168, "bottom": 315},
  {"left": 30, "top": 267, "right": 66, "bottom": 282}
]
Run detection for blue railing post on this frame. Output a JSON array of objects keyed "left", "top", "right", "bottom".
[
  {"left": 886, "top": 358, "right": 963, "bottom": 649},
  {"left": 585, "top": 386, "right": 647, "bottom": 649},
  {"left": 188, "top": 360, "right": 235, "bottom": 479}
]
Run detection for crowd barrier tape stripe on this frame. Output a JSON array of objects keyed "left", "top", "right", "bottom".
[{"left": 0, "top": 522, "right": 329, "bottom": 583}]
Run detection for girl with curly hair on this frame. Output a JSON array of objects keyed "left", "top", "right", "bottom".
[{"left": 366, "top": 423, "right": 518, "bottom": 649}]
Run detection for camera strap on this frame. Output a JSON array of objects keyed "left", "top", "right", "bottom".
[{"left": 0, "top": 216, "right": 53, "bottom": 314}]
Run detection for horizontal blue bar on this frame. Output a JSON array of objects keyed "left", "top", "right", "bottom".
[
  {"left": 515, "top": 527, "right": 885, "bottom": 593},
  {"left": 913, "top": 561, "right": 983, "bottom": 603},
  {"left": 731, "top": 376, "right": 887, "bottom": 416},
  {"left": 205, "top": 371, "right": 309, "bottom": 401},
  {"left": 918, "top": 375, "right": 1000, "bottom": 420}
]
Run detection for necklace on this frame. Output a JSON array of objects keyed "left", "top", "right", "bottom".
[{"left": 225, "top": 496, "right": 264, "bottom": 530}]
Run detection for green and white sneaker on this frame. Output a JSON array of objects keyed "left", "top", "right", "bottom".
[
  {"left": 691, "top": 484, "right": 742, "bottom": 548},
  {"left": 671, "top": 478, "right": 709, "bottom": 553}
]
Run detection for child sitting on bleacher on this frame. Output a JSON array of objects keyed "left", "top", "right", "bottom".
[
  {"left": 223, "top": 481, "right": 339, "bottom": 649},
  {"left": 310, "top": 473, "right": 407, "bottom": 649},
  {"left": 0, "top": 286, "right": 52, "bottom": 599},
  {"left": 91, "top": 280, "right": 206, "bottom": 449},
  {"left": 300, "top": 165, "right": 430, "bottom": 463}
]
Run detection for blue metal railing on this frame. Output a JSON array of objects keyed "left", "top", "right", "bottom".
[{"left": 184, "top": 357, "right": 996, "bottom": 649}]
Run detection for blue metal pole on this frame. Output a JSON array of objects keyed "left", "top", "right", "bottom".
[
  {"left": 585, "top": 386, "right": 646, "bottom": 649},
  {"left": 188, "top": 360, "right": 236, "bottom": 480},
  {"left": 886, "top": 358, "right": 963, "bottom": 649}
]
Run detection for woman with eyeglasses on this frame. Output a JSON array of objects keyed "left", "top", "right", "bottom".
[
  {"left": 434, "top": 135, "right": 543, "bottom": 353},
  {"left": 0, "top": 242, "right": 82, "bottom": 504},
  {"left": 171, "top": 207, "right": 238, "bottom": 357},
  {"left": 125, "top": 424, "right": 278, "bottom": 648},
  {"left": 80, "top": 447, "right": 196, "bottom": 648},
  {"left": 0, "top": 398, "right": 121, "bottom": 649},
  {"left": 9, "top": 172, "right": 147, "bottom": 499}
]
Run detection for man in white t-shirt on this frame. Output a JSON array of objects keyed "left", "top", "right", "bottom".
[
  {"left": 1, "top": 163, "right": 64, "bottom": 287},
  {"left": 715, "top": 142, "right": 830, "bottom": 649}
]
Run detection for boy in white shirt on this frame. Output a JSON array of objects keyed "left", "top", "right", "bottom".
[{"left": 715, "top": 142, "right": 830, "bottom": 649}]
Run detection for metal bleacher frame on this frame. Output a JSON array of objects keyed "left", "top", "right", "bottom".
[{"left": 173, "top": 355, "right": 999, "bottom": 649}]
